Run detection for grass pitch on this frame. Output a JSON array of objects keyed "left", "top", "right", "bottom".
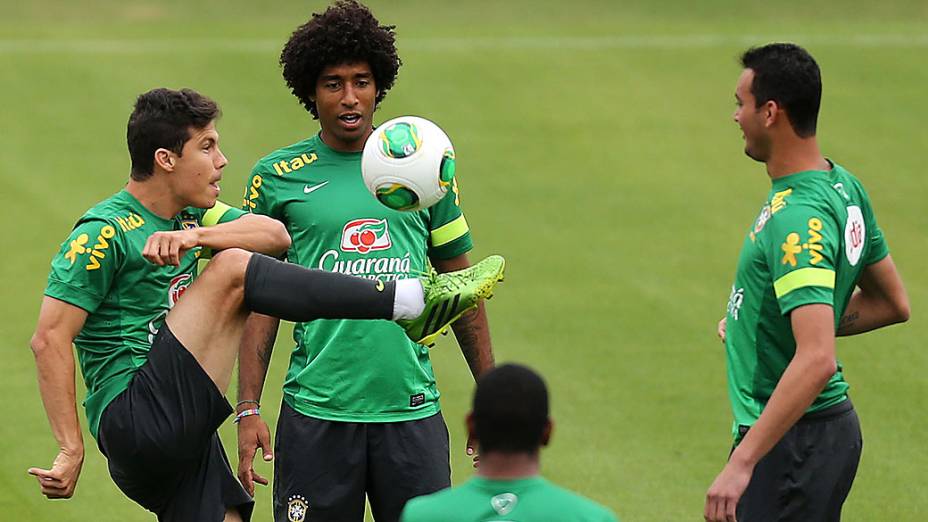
[{"left": 2, "top": 1, "right": 926, "bottom": 520}]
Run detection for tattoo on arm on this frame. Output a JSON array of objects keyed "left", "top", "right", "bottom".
[
  {"left": 452, "top": 307, "right": 492, "bottom": 379},
  {"left": 838, "top": 311, "right": 859, "bottom": 332},
  {"left": 455, "top": 309, "right": 480, "bottom": 358}
]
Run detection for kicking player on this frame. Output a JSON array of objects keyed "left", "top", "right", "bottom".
[
  {"left": 400, "top": 364, "right": 618, "bottom": 521},
  {"left": 29, "top": 87, "right": 502, "bottom": 522},
  {"left": 705, "top": 43, "right": 910, "bottom": 522},
  {"left": 235, "top": 2, "right": 501, "bottom": 520}
]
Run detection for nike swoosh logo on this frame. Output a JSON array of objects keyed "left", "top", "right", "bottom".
[{"left": 304, "top": 181, "right": 329, "bottom": 194}]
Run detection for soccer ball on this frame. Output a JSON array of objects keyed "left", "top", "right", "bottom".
[{"left": 361, "top": 116, "right": 456, "bottom": 211}]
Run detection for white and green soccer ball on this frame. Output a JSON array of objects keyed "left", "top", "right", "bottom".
[{"left": 361, "top": 116, "right": 456, "bottom": 211}]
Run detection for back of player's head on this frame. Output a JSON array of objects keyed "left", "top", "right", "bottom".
[
  {"left": 280, "top": 0, "right": 401, "bottom": 119},
  {"left": 127, "top": 88, "right": 220, "bottom": 181},
  {"left": 740, "top": 43, "right": 821, "bottom": 138},
  {"left": 472, "top": 363, "right": 550, "bottom": 454}
]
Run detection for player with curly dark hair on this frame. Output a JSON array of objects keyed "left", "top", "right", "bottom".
[
  {"left": 279, "top": 0, "right": 400, "bottom": 120},
  {"left": 237, "top": 2, "right": 499, "bottom": 521}
]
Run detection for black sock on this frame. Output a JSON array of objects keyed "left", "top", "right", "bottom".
[{"left": 243, "top": 254, "right": 395, "bottom": 322}]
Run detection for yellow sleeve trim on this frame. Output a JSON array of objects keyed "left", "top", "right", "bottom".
[
  {"left": 202, "top": 201, "right": 233, "bottom": 227},
  {"left": 430, "top": 215, "right": 469, "bottom": 247},
  {"left": 774, "top": 267, "right": 835, "bottom": 299}
]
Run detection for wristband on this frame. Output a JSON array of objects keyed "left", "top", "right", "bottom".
[
  {"left": 234, "top": 408, "right": 260, "bottom": 423},
  {"left": 236, "top": 399, "right": 260, "bottom": 408}
]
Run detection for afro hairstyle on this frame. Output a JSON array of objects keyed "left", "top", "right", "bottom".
[{"left": 280, "top": 0, "right": 401, "bottom": 119}]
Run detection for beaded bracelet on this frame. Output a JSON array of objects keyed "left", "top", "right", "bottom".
[{"left": 234, "top": 408, "right": 261, "bottom": 423}]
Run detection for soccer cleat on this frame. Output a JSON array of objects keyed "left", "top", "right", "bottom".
[{"left": 399, "top": 255, "right": 505, "bottom": 346}]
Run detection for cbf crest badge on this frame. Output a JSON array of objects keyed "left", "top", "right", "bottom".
[
  {"left": 491, "top": 493, "right": 518, "bottom": 516},
  {"left": 750, "top": 204, "right": 772, "bottom": 242},
  {"left": 287, "top": 495, "right": 309, "bottom": 522},
  {"left": 178, "top": 210, "right": 199, "bottom": 231}
]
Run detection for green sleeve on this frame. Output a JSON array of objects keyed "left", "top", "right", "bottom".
[
  {"left": 763, "top": 204, "right": 838, "bottom": 315},
  {"left": 427, "top": 178, "right": 472, "bottom": 259},
  {"left": 863, "top": 199, "right": 889, "bottom": 265},
  {"left": 44, "top": 218, "right": 124, "bottom": 313},
  {"left": 242, "top": 161, "right": 281, "bottom": 220}
]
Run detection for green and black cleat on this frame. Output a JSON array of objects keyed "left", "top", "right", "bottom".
[{"left": 399, "top": 255, "right": 505, "bottom": 346}]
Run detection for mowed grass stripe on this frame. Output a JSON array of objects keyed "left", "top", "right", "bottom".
[{"left": 2, "top": 33, "right": 928, "bottom": 53}]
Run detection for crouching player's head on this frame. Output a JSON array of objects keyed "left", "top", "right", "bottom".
[
  {"left": 127, "top": 87, "right": 226, "bottom": 209},
  {"left": 468, "top": 364, "right": 552, "bottom": 457}
]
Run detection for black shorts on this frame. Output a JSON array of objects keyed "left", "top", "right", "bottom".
[
  {"left": 97, "top": 325, "right": 254, "bottom": 522},
  {"left": 272, "top": 401, "right": 451, "bottom": 522},
  {"left": 736, "top": 399, "right": 862, "bottom": 522}
]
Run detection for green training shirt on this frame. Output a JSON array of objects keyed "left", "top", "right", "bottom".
[
  {"left": 44, "top": 189, "right": 244, "bottom": 437},
  {"left": 724, "top": 161, "right": 889, "bottom": 439},
  {"left": 400, "top": 476, "right": 619, "bottom": 522},
  {"left": 244, "top": 133, "right": 472, "bottom": 422}
]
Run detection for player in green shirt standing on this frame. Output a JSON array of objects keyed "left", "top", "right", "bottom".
[
  {"left": 235, "top": 2, "right": 501, "bottom": 521},
  {"left": 400, "top": 364, "right": 618, "bottom": 522},
  {"left": 29, "top": 87, "right": 502, "bottom": 522},
  {"left": 704, "top": 44, "right": 910, "bottom": 522}
]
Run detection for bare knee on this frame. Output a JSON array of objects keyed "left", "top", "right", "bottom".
[{"left": 202, "top": 248, "right": 252, "bottom": 290}]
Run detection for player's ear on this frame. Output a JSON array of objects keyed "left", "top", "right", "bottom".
[
  {"left": 465, "top": 412, "right": 477, "bottom": 440},
  {"left": 153, "top": 148, "right": 176, "bottom": 172},
  {"left": 763, "top": 100, "right": 779, "bottom": 128},
  {"left": 540, "top": 419, "right": 553, "bottom": 447}
]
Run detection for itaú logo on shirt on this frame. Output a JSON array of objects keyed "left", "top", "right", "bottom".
[{"left": 340, "top": 218, "right": 392, "bottom": 254}]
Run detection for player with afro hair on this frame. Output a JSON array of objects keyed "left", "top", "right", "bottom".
[
  {"left": 237, "top": 2, "right": 498, "bottom": 521},
  {"left": 280, "top": 0, "right": 401, "bottom": 119}
]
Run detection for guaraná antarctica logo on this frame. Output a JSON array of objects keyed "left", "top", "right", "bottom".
[
  {"left": 340, "top": 218, "right": 392, "bottom": 254},
  {"left": 168, "top": 274, "right": 192, "bottom": 307},
  {"left": 317, "top": 218, "right": 412, "bottom": 281}
]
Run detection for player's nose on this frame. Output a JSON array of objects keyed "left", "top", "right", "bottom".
[
  {"left": 216, "top": 147, "right": 228, "bottom": 169},
  {"left": 341, "top": 86, "right": 359, "bottom": 106}
]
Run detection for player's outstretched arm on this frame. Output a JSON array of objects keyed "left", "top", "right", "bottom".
[
  {"left": 194, "top": 213, "right": 290, "bottom": 256},
  {"left": 837, "top": 255, "right": 910, "bottom": 336},
  {"left": 705, "top": 303, "right": 836, "bottom": 522},
  {"left": 236, "top": 312, "right": 280, "bottom": 496},
  {"left": 144, "top": 213, "right": 290, "bottom": 266},
  {"left": 28, "top": 297, "right": 89, "bottom": 499}
]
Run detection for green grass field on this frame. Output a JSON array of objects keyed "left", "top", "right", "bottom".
[{"left": 2, "top": 1, "right": 926, "bottom": 520}]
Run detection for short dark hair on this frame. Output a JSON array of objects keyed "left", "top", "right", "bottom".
[
  {"left": 473, "top": 364, "right": 549, "bottom": 454},
  {"left": 740, "top": 43, "right": 822, "bottom": 138},
  {"left": 280, "top": 0, "right": 401, "bottom": 119},
  {"left": 127, "top": 88, "right": 220, "bottom": 181}
]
